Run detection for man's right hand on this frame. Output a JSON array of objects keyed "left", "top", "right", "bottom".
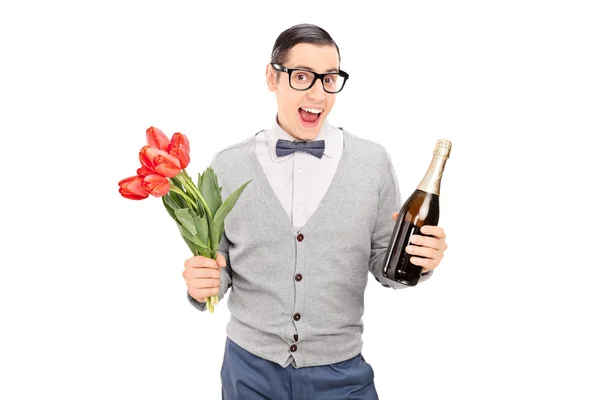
[{"left": 183, "top": 252, "right": 227, "bottom": 303}]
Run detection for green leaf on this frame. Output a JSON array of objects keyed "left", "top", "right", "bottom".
[
  {"left": 162, "top": 196, "right": 177, "bottom": 221},
  {"left": 195, "top": 197, "right": 205, "bottom": 218},
  {"left": 178, "top": 226, "right": 199, "bottom": 256},
  {"left": 199, "top": 248, "right": 212, "bottom": 258},
  {"left": 207, "top": 214, "right": 220, "bottom": 256},
  {"left": 217, "top": 223, "right": 224, "bottom": 248},
  {"left": 210, "top": 167, "right": 223, "bottom": 196},
  {"left": 213, "top": 179, "right": 252, "bottom": 229},
  {"left": 174, "top": 208, "right": 197, "bottom": 236},
  {"left": 193, "top": 214, "right": 209, "bottom": 247},
  {"left": 168, "top": 190, "right": 185, "bottom": 209},
  {"left": 199, "top": 167, "right": 222, "bottom": 217},
  {"left": 164, "top": 193, "right": 182, "bottom": 214},
  {"left": 178, "top": 224, "right": 211, "bottom": 254}
]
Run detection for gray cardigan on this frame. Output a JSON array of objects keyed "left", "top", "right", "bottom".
[{"left": 188, "top": 128, "right": 432, "bottom": 368}]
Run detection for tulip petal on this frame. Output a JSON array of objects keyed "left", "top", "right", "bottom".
[
  {"left": 142, "top": 174, "right": 170, "bottom": 197},
  {"left": 153, "top": 152, "right": 182, "bottom": 178},
  {"left": 123, "top": 176, "right": 150, "bottom": 197},
  {"left": 169, "top": 132, "right": 190, "bottom": 152},
  {"left": 139, "top": 146, "right": 181, "bottom": 177},
  {"left": 118, "top": 176, "right": 150, "bottom": 200},
  {"left": 139, "top": 146, "right": 156, "bottom": 172},
  {"left": 155, "top": 163, "right": 181, "bottom": 178},
  {"left": 146, "top": 126, "right": 170, "bottom": 150},
  {"left": 169, "top": 146, "right": 190, "bottom": 169},
  {"left": 119, "top": 190, "right": 148, "bottom": 200},
  {"left": 136, "top": 165, "right": 154, "bottom": 177},
  {"left": 155, "top": 151, "right": 181, "bottom": 168},
  {"left": 168, "top": 133, "right": 191, "bottom": 169}
]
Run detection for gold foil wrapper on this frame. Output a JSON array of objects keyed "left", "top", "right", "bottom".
[{"left": 434, "top": 139, "right": 452, "bottom": 158}]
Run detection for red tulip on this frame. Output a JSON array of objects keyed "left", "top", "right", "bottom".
[
  {"left": 141, "top": 174, "right": 170, "bottom": 197},
  {"left": 119, "top": 127, "right": 189, "bottom": 201},
  {"left": 168, "top": 132, "right": 190, "bottom": 169},
  {"left": 119, "top": 176, "right": 150, "bottom": 200},
  {"left": 146, "top": 126, "right": 170, "bottom": 151},
  {"left": 139, "top": 146, "right": 182, "bottom": 178}
]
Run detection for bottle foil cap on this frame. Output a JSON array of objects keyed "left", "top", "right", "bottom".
[{"left": 434, "top": 139, "right": 452, "bottom": 158}]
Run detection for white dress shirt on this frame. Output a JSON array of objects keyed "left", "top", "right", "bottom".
[{"left": 254, "top": 116, "right": 344, "bottom": 232}]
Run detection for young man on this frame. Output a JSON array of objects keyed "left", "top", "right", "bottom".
[{"left": 182, "top": 23, "right": 448, "bottom": 399}]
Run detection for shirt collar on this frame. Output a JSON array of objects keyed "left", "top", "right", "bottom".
[{"left": 267, "top": 114, "right": 340, "bottom": 162}]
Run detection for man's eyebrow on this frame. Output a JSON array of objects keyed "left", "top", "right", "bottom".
[{"left": 292, "top": 65, "right": 339, "bottom": 73}]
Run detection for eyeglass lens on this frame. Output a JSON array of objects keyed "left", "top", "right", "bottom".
[{"left": 290, "top": 70, "right": 345, "bottom": 93}]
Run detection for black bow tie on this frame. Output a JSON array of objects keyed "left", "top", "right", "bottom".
[{"left": 275, "top": 139, "right": 326, "bottom": 159}]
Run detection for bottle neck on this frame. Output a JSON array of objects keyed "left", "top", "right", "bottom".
[{"left": 416, "top": 155, "right": 448, "bottom": 195}]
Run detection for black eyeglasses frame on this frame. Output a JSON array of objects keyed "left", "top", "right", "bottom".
[{"left": 270, "top": 63, "right": 349, "bottom": 94}]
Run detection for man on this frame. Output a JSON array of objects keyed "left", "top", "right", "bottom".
[{"left": 182, "top": 23, "right": 448, "bottom": 399}]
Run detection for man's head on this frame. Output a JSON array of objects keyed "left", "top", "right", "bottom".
[{"left": 266, "top": 24, "right": 347, "bottom": 141}]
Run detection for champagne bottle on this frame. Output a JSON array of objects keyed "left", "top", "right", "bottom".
[{"left": 382, "top": 139, "right": 452, "bottom": 286}]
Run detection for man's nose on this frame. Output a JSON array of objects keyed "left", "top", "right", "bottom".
[{"left": 307, "top": 78, "right": 326, "bottom": 101}]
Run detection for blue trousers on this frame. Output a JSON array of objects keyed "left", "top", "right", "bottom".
[{"left": 221, "top": 337, "right": 379, "bottom": 400}]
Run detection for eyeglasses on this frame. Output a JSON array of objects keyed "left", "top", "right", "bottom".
[{"left": 271, "top": 63, "right": 349, "bottom": 94}]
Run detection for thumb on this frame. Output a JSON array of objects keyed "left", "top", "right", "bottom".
[{"left": 216, "top": 252, "right": 227, "bottom": 268}]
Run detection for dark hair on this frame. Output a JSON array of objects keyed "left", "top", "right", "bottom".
[{"left": 270, "top": 23, "right": 340, "bottom": 66}]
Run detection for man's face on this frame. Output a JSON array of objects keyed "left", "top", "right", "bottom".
[{"left": 266, "top": 43, "right": 340, "bottom": 141}]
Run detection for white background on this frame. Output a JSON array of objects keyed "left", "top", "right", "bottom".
[{"left": 1, "top": 1, "right": 599, "bottom": 399}]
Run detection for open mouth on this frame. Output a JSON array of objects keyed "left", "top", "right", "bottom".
[{"left": 298, "top": 107, "right": 323, "bottom": 127}]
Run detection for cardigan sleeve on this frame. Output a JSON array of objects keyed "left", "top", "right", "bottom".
[{"left": 368, "top": 150, "right": 433, "bottom": 289}]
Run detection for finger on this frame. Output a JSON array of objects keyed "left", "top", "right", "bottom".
[
  {"left": 405, "top": 245, "right": 438, "bottom": 260},
  {"left": 410, "top": 256, "right": 438, "bottom": 271},
  {"left": 183, "top": 268, "right": 220, "bottom": 280},
  {"left": 189, "top": 287, "right": 219, "bottom": 302},
  {"left": 185, "top": 255, "right": 219, "bottom": 269},
  {"left": 410, "top": 234, "right": 444, "bottom": 251},
  {"left": 189, "top": 277, "right": 221, "bottom": 290},
  {"left": 420, "top": 225, "right": 446, "bottom": 239},
  {"left": 216, "top": 252, "right": 227, "bottom": 268},
  {"left": 392, "top": 212, "right": 399, "bottom": 222}
]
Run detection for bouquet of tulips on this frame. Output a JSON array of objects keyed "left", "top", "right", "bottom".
[{"left": 118, "top": 126, "right": 250, "bottom": 313}]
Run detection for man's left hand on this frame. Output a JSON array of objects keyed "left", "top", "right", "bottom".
[{"left": 392, "top": 212, "right": 448, "bottom": 272}]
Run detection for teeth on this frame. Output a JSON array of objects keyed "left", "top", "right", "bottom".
[{"left": 301, "top": 107, "right": 323, "bottom": 114}]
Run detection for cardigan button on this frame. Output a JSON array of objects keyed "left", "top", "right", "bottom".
[
  {"left": 290, "top": 344, "right": 297, "bottom": 352},
  {"left": 296, "top": 233, "right": 304, "bottom": 242},
  {"left": 295, "top": 274, "right": 303, "bottom": 281},
  {"left": 293, "top": 313, "right": 301, "bottom": 321}
]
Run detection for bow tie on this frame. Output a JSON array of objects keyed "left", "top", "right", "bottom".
[{"left": 275, "top": 139, "right": 326, "bottom": 159}]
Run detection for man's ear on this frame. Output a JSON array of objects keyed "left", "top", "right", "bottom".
[{"left": 266, "top": 63, "right": 277, "bottom": 92}]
